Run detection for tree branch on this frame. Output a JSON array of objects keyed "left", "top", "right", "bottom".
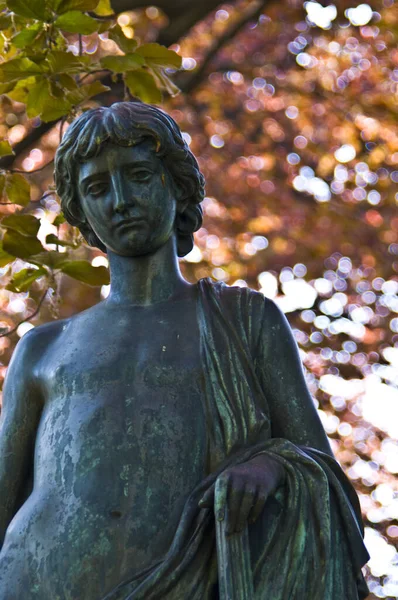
[
  {"left": 111, "top": 0, "right": 219, "bottom": 19},
  {"left": 0, "top": 289, "right": 48, "bottom": 338},
  {"left": 157, "top": 1, "right": 224, "bottom": 47},
  {"left": 0, "top": 120, "right": 57, "bottom": 171},
  {"left": 107, "top": 0, "right": 235, "bottom": 46},
  {"left": 180, "top": 0, "right": 268, "bottom": 94}
]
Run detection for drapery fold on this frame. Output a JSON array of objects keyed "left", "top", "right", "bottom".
[{"left": 103, "top": 278, "right": 369, "bottom": 599}]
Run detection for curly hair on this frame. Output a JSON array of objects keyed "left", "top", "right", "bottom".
[{"left": 54, "top": 102, "right": 205, "bottom": 257}]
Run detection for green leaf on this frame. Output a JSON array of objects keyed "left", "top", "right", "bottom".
[
  {"left": 57, "top": 73, "right": 79, "bottom": 91},
  {"left": 0, "top": 82, "right": 16, "bottom": 95},
  {"left": 54, "top": 10, "right": 100, "bottom": 34},
  {"left": 3, "top": 230, "right": 44, "bottom": 259},
  {"left": 2, "top": 213, "right": 39, "bottom": 236},
  {"left": 93, "top": 0, "right": 113, "bottom": 15},
  {"left": 27, "top": 78, "right": 72, "bottom": 121},
  {"left": 100, "top": 53, "right": 144, "bottom": 73},
  {"left": 96, "top": 17, "right": 113, "bottom": 33},
  {"left": 55, "top": 0, "right": 99, "bottom": 14},
  {"left": 6, "top": 77, "right": 34, "bottom": 103},
  {"left": 45, "top": 233, "right": 76, "bottom": 247},
  {"left": 26, "top": 79, "right": 50, "bottom": 118},
  {"left": 0, "top": 244, "right": 14, "bottom": 268},
  {"left": 7, "top": 0, "right": 50, "bottom": 20},
  {"left": 42, "top": 100, "right": 72, "bottom": 122},
  {"left": 46, "top": 50, "right": 89, "bottom": 74},
  {"left": 82, "top": 80, "right": 110, "bottom": 97},
  {"left": 0, "top": 140, "right": 14, "bottom": 158},
  {"left": 6, "top": 266, "right": 47, "bottom": 292},
  {"left": 67, "top": 79, "right": 110, "bottom": 105},
  {"left": 125, "top": 69, "right": 161, "bottom": 104},
  {"left": 0, "top": 58, "right": 46, "bottom": 83},
  {"left": 5, "top": 173, "right": 30, "bottom": 206},
  {"left": 46, "top": 0, "right": 62, "bottom": 10},
  {"left": 59, "top": 260, "right": 110, "bottom": 286},
  {"left": 151, "top": 66, "right": 180, "bottom": 97},
  {"left": 136, "top": 43, "right": 182, "bottom": 69},
  {"left": 108, "top": 24, "right": 137, "bottom": 54},
  {"left": 13, "top": 23, "right": 44, "bottom": 49},
  {"left": 53, "top": 213, "right": 66, "bottom": 226},
  {"left": 32, "top": 250, "right": 69, "bottom": 268},
  {"left": 0, "top": 14, "right": 13, "bottom": 29}
]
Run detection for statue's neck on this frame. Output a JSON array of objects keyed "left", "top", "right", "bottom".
[{"left": 106, "top": 237, "right": 190, "bottom": 307}]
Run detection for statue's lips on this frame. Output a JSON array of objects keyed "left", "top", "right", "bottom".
[{"left": 115, "top": 219, "right": 145, "bottom": 229}]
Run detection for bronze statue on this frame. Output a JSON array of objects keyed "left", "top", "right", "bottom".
[{"left": 0, "top": 102, "right": 369, "bottom": 599}]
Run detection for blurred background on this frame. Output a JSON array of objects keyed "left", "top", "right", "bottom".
[{"left": 0, "top": 1, "right": 397, "bottom": 597}]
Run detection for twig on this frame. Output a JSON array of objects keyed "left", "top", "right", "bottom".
[
  {"left": 182, "top": 0, "right": 268, "bottom": 94},
  {"left": 39, "top": 190, "right": 56, "bottom": 204},
  {"left": 0, "top": 289, "right": 48, "bottom": 338},
  {"left": 79, "top": 69, "right": 108, "bottom": 85},
  {"left": 0, "top": 190, "right": 54, "bottom": 207}
]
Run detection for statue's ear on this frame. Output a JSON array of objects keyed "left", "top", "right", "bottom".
[
  {"left": 175, "top": 202, "right": 203, "bottom": 257},
  {"left": 175, "top": 202, "right": 202, "bottom": 234},
  {"left": 176, "top": 198, "right": 189, "bottom": 215}
]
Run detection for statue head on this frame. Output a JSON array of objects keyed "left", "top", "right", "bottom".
[{"left": 54, "top": 102, "right": 205, "bottom": 257}]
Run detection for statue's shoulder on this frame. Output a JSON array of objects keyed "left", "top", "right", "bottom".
[
  {"left": 198, "top": 279, "right": 286, "bottom": 353},
  {"left": 16, "top": 302, "right": 100, "bottom": 355},
  {"left": 7, "top": 318, "right": 67, "bottom": 386},
  {"left": 15, "top": 317, "right": 67, "bottom": 356},
  {"left": 199, "top": 277, "right": 275, "bottom": 318},
  {"left": 22, "top": 298, "right": 104, "bottom": 345},
  {"left": 198, "top": 278, "right": 277, "bottom": 349}
]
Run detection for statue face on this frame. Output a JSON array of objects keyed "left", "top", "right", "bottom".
[{"left": 78, "top": 140, "right": 178, "bottom": 256}]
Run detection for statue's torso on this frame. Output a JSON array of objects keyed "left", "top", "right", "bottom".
[{"left": 0, "top": 297, "right": 207, "bottom": 600}]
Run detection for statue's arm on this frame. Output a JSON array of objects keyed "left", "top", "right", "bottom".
[
  {"left": 0, "top": 328, "right": 44, "bottom": 546},
  {"left": 200, "top": 289, "right": 342, "bottom": 535},
  {"left": 256, "top": 297, "right": 333, "bottom": 456}
]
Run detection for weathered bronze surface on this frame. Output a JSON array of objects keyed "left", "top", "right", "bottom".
[{"left": 0, "top": 102, "right": 369, "bottom": 599}]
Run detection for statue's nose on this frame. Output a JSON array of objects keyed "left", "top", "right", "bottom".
[
  {"left": 114, "top": 195, "right": 128, "bottom": 214},
  {"left": 112, "top": 172, "right": 130, "bottom": 214}
]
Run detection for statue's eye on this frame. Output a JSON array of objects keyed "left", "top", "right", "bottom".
[
  {"left": 127, "top": 169, "right": 152, "bottom": 182},
  {"left": 88, "top": 182, "right": 108, "bottom": 196},
  {"left": 136, "top": 171, "right": 151, "bottom": 181}
]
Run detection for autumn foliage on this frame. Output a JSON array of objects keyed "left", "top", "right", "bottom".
[{"left": 0, "top": 1, "right": 397, "bottom": 597}]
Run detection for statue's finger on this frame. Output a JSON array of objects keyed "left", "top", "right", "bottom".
[
  {"left": 214, "top": 473, "right": 230, "bottom": 522},
  {"left": 225, "top": 483, "right": 245, "bottom": 535},
  {"left": 235, "top": 485, "right": 256, "bottom": 533},
  {"left": 198, "top": 485, "right": 215, "bottom": 508},
  {"left": 248, "top": 490, "right": 268, "bottom": 524}
]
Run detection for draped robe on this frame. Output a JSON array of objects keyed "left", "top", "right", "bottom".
[{"left": 104, "top": 278, "right": 369, "bottom": 600}]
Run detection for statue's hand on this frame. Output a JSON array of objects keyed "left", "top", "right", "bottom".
[{"left": 198, "top": 454, "right": 285, "bottom": 535}]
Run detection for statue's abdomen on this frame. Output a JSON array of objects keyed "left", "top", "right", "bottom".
[{"left": 0, "top": 357, "right": 206, "bottom": 600}]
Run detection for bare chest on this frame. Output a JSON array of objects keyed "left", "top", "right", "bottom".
[
  {"left": 42, "top": 307, "right": 200, "bottom": 396},
  {"left": 34, "top": 305, "right": 207, "bottom": 496}
]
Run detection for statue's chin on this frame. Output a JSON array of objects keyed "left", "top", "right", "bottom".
[
  {"left": 105, "top": 239, "right": 171, "bottom": 259},
  {"left": 111, "top": 249, "right": 160, "bottom": 258}
]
